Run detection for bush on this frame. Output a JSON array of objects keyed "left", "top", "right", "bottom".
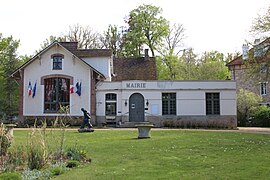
[
  {"left": 66, "top": 145, "right": 87, "bottom": 161},
  {"left": 21, "top": 169, "right": 52, "bottom": 179},
  {"left": 66, "top": 160, "right": 80, "bottom": 168},
  {"left": 237, "top": 89, "right": 262, "bottom": 126},
  {"left": 0, "top": 134, "right": 11, "bottom": 156},
  {"left": 252, "top": 105, "right": 270, "bottom": 127},
  {"left": 48, "top": 162, "right": 68, "bottom": 176},
  {"left": 27, "top": 146, "right": 45, "bottom": 170},
  {"left": 0, "top": 172, "right": 22, "bottom": 180}
]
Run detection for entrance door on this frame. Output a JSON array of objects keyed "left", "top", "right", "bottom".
[{"left": 129, "top": 93, "right": 145, "bottom": 122}]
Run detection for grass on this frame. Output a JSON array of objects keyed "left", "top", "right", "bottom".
[{"left": 13, "top": 129, "right": 270, "bottom": 179}]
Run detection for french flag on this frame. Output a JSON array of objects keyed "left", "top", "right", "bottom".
[
  {"left": 32, "top": 81, "right": 37, "bottom": 98},
  {"left": 28, "top": 81, "right": 32, "bottom": 96}
]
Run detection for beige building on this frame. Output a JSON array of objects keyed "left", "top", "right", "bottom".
[{"left": 227, "top": 38, "right": 270, "bottom": 104}]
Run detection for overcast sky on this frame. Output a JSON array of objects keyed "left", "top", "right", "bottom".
[{"left": 1, "top": 0, "right": 269, "bottom": 56}]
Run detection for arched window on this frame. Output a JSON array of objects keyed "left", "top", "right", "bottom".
[
  {"left": 44, "top": 77, "right": 70, "bottom": 112},
  {"left": 105, "top": 93, "right": 117, "bottom": 116}
]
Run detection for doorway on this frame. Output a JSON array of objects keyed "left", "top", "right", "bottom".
[{"left": 129, "top": 93, "right": 145, "bottom": 122}]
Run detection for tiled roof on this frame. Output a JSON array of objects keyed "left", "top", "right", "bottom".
[
  {"left": 226, "top": 55, "right": 243, "bottom": 66},
  {"left": 227, "top": 37, "right": 270, "bottom": 67},
  {"left": 59, "top": 42, "right": 111, "bottom": 57},
  {"left": 112, "top": 57, "right": 157, "bottom": 81}
]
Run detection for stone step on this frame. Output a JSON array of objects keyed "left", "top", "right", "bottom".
[{"left": 117, "top": 121, "right": 151, "bottom": 128}]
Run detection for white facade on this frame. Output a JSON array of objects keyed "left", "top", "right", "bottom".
[
  {"left": 96, "top": 80, "right": 237, "bottom": 127},
  {"left": 22, "top": 44, "right": 109, "bottom": 117},
  {"left": 83, "top": 57, "right": 112, "bottom": 81}
]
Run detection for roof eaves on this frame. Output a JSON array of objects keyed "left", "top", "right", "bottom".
[
  {"left": 10, "top": 41, "right": 59, "bottom": 78},
  {"left": 10, "top": 41, "right": 106, "bottom": 79}
]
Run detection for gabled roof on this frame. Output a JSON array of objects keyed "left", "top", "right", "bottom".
[
  {"left": 112, "top": 56, "right": 157, "bottom": 81},
  {"left": 227, "top": 37, "right": 270, "bottom": 67},
  {"left": 59, "top": 42, "right": 111, "bottom": 57},
  {"left": 10, "top": 41, "right": 111, "bottom": 79}
]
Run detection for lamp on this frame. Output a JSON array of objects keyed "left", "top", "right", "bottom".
[
  {"left": 146, "top": 100, "right": 149, "bottom": 106},
  {"left": 125, "top": 100, "right": 127, "bottom": 106}
]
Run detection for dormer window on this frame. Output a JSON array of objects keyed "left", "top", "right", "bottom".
[{"left": 52, "top": 54, "right": 63, "bottom": 70}]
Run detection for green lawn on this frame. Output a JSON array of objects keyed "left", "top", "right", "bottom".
[{"left": 13, "top": 129, "right": 270, "bottom": 180}]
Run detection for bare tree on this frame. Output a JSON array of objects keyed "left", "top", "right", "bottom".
[
  {"left": 100, "top": 25, "right": 123, "bottom": 57},
  {"left": 62, "top": 24, "right": 103, "bottom": 49},
  {"left": 161, "top": 23, "right": 185, "bottom": 56}
]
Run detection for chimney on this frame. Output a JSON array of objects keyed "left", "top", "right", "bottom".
[
  {"left": 144, "top": 49, "right": 149, "bottom": 60},
  {"left": 242, "top": 44, "right": 249, "bottom": 60},
  {"left": 60, "top": 42, "right": 78, "bottom": 52}
]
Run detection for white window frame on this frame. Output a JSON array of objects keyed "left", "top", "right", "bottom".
[{"left": 260, "top": 82, "right": 268, "bottom": 96}]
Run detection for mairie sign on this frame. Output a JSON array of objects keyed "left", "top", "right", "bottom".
[{"left": 126, "top": 82, "right": 146, "bottom": 88}]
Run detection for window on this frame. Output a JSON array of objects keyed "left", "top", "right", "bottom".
[
  {"left": 206, "top": 93, "right": 220, "bottom": 115},
  {"left": 260, "top": 64, "right": 267, "bottom": 74},
  {"left": 260, "top": 82, "right": 267, "bottom": 96},
  {"left": 44, "top": 78, "right": 70, "bottom": 112},
  {"left": 105, "top": 93, "right": 117, "bottom": 116},
  {"left": 52, "top": 55, "right": 63, "bottom": 70},
  {"left": 162, "top": 93, "right": 176, "bottom": 115}
]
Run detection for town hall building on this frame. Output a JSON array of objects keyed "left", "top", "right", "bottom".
[{"left": 11, "top": 41, "right": 237, "bottom": 128}]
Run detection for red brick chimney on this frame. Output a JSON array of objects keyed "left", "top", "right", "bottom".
[
  {"left": 144, "top": 49, "right": 149, "bottom": 60},
  {"left": 60, "top": 42, "right": 78, "bottom": 52}
]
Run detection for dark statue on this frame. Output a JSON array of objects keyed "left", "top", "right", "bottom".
[{"left": 78, "top": 108, "right": 94, "bottom": 133}]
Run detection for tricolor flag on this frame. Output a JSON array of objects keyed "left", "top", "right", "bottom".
[
  {"left": 70, "top": 86, "right": 74, "bottom": 94},
  {"left": 32, "top": 81, "right": 37, "bottom": 98},
  {"left": 28, "top": 81, "right": 32, "bottom": 96},
  {"left": 76, "top": 82, "right": 82, "bottom": 96}
]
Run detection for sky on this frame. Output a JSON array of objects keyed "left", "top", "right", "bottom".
[{"left": 1, "top": 0, "right": 270, "bottom": 56}]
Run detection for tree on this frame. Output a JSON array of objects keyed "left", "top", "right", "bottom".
[
  {"left": 250, "top": 6, "right": 270, "bottom": 34},
  {"left": 237, "top": 89, "right": 262, "bottom": 126},
  {"left": 157, "top": 48, "right": 198, "bottom": 80},
  {"left": 0, "top": 34, "right": 22, "bottom": 119},
  {"left": 38, "top": 24, "right": 104, "bottom": 54},
  {"left": 161, "top": 23, "right": 185, "bottom": 56},
  {"left": 197, "top": 51, "right": 231, "bottom": 80},
  {"left": 156, "top": 54, "right": 180, "bottom": 80},
  {"left": 124, "top": 4, "right": 169, "bottom": 57},
  {"left": 63, "top": 24, "right": 103, "bottom": 49},
  {"left": 100, "top": 25, "right": 123, "bottom": 57},
  {"left": 36, "top": 35, "right": 63, "bottom": 54},
  {"left": 157, "top": 49, "right": 233, "bottom": 81}
]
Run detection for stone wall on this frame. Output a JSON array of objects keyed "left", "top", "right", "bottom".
[
  {"left": 96, "top": 115, "right": 237, "bottom": 129},
  {"left": 234, "top": 66, "right": 270, "bottom": 102}
]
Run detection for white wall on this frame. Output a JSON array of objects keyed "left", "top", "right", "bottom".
[
  {"left": 96, "top": 80, "right": 237, "bottom": 117},
  {"left": 83, "top": 57, "right": 111, "bottom": 81},
  {"left": 23, "top": 45, "right": 91, "bottom": 116}
]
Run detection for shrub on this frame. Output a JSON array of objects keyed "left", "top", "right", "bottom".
[
  {"left": 48, "top": 162, "right": 68, "bottom": 176},
  {"left": 0, "top": 172, "right": 22, "bottom": 180},
  {"left": 252, "top": 105, "right": 270, "bottom": 127},
  {"left": 5, "top": 146, "right": 27, "bottom": 172},
  {"left": 0, "top": 123, "right": 11, "bottom": 156},
  {"left": 0, "top": 134, "right": 11, "bottom": 156},
  {"left": 26, "top": 123, "right": 47, "bottom": 170},
  {"left": 66, "top": 160, "right": 80, "bottom": 168},
  {"left": 27, "top": 145, "right": 45, "bottom": 170},
  {"left": 21, "top": 169, "right": 52, "bottom": 180},
  {"left": 237, "top": 89, "right": 262, "bottom": 126}
]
